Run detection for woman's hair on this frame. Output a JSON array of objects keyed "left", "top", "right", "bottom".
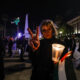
[{"left": 40, "top": 19, "right": 58, "bottom": 36}]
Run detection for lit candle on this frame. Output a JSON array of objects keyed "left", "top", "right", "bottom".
[{"left": 52, "top": 44, "right": 65, "bottom": 63}]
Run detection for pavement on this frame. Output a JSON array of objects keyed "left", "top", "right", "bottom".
[
  {"left": 4, "top": 52, "right": 32, "bottom": 80},
  {"left": 4, "top": 51, "right": 80, "bottom": 80}
]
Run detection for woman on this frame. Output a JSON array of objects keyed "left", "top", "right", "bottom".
[{"left": 28, "top": 19, "right": 77, "bottom": 80}]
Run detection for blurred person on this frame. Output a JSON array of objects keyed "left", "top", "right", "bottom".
[
  {"left": 3, "top": 37, "right": 8, "bottom": 56},
  {"left": 27, "top": 19, "right": 77, "bottom": 80},
  {"left": 69, "top": 35, "right": 76, "bottom": 58},
  {"left": 8, "top": 37, "right": 14, "bottom": 57},
  {"left": 16, "top": 36, "right": 27, "bottom": 61},
  {"left": 64, "top": 36, "right": 70, "bottom": 48},
  {"left": 73, "top": 39, "right": 80, "bottom": 68}
]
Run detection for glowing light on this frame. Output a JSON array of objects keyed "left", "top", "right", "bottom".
[
  {"left": 17, "top": 32, "right": 22, "bottom": 38},
  {"left": 24, "top": 14, "right": 30, "bottom": 38},
  {"left": 59, "top": 31, "right": 62, "bottom": 34},
  {"left": 52, "top": 44, "right": 65, "bottom": 63}
]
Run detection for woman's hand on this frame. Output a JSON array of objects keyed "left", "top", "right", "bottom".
[{"left": 27, "top": 27, "right": 40, "bottom": 51}]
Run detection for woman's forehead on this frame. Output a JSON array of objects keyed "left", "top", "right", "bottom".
[{"left": 42, "top": 25, "right": 51, "bottom": 29}]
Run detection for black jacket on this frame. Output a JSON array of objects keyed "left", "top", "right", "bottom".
[{"left": 28, "top": 37, "right": 76, "bottom": 80}]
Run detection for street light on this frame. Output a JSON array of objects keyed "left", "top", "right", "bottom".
[
  {"left": 59, "top": 31, "right": 62, "bottom": 37},
  {"left": 59, "top": 31, "right": 62, "bottom": 34}
]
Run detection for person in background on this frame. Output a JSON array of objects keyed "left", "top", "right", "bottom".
[
  {"left": 73, "top": 39, "right": 80, "bottom": 69},
  {"left": 27, "top": 19, "right": 77, "bottom": 80},
  {"left": 69, "top": 35, "right": 76, "bottom": 58},
  {"left": 64, "top": 36, "right": 70, "bottom": 49},
  {"left": 8, "top": 37, "right": 14, "bottom": 57},
  {"left": 19, "top": 36, "right": 27, "bottom": 61},
  {"left": 16, "top": 36, "right": 27, "bottom": 61}
]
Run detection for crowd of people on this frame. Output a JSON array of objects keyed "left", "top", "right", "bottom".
[
  {"left": 0, "top": 35, "right": 28, "bottom": 80},
  {"left": 0, "top": 19, "right": 80, "bottom": 80}
]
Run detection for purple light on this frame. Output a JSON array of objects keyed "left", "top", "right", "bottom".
[{"left": 17, "top": 32, "right": 22, "bottom": 38}]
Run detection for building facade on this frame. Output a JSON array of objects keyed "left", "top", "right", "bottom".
[{"left": 67, "top": 16, "right": 80, "bottom": 34}]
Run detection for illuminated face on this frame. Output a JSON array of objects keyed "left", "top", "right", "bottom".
[{"left": 41, "top": 25, "right": 53, "bottom": 39}]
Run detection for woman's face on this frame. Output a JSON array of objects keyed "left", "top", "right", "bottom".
[{"left": 41, "top": 25, "right": 53, "bottom": 39}]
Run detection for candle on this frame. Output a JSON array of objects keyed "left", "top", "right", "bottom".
[{"left": 52, "top": 44, "right": 65, "bottom": 63}]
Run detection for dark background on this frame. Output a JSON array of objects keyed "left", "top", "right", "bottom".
[{"left": 0, "top": 0, "right": 80, "bottom": 36}]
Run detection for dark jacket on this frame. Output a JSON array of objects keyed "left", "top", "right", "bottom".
[{"left": 28, "top": 37, "right": 76, "bottom": 80}]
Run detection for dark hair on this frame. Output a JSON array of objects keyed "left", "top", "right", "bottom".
[{"left": 40, "top": 19, "right": 58, "bottom": 36}]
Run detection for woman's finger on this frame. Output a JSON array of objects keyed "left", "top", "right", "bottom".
[
  {"left": 30, "top": 40, "right": 38, "bottom": 50},
  {"left": 30, "top": 41, "right": 35, "bottom": 48},
  {"left": 27, "top": 28, "right": 33, "bottom": 38},
  {"left": 36, "top": 26, "right": 39, "bottom": 40}
]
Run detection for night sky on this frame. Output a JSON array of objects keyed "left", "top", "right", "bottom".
[{"left": 0, "top": 0, "right": 80, "bottom": 35}]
